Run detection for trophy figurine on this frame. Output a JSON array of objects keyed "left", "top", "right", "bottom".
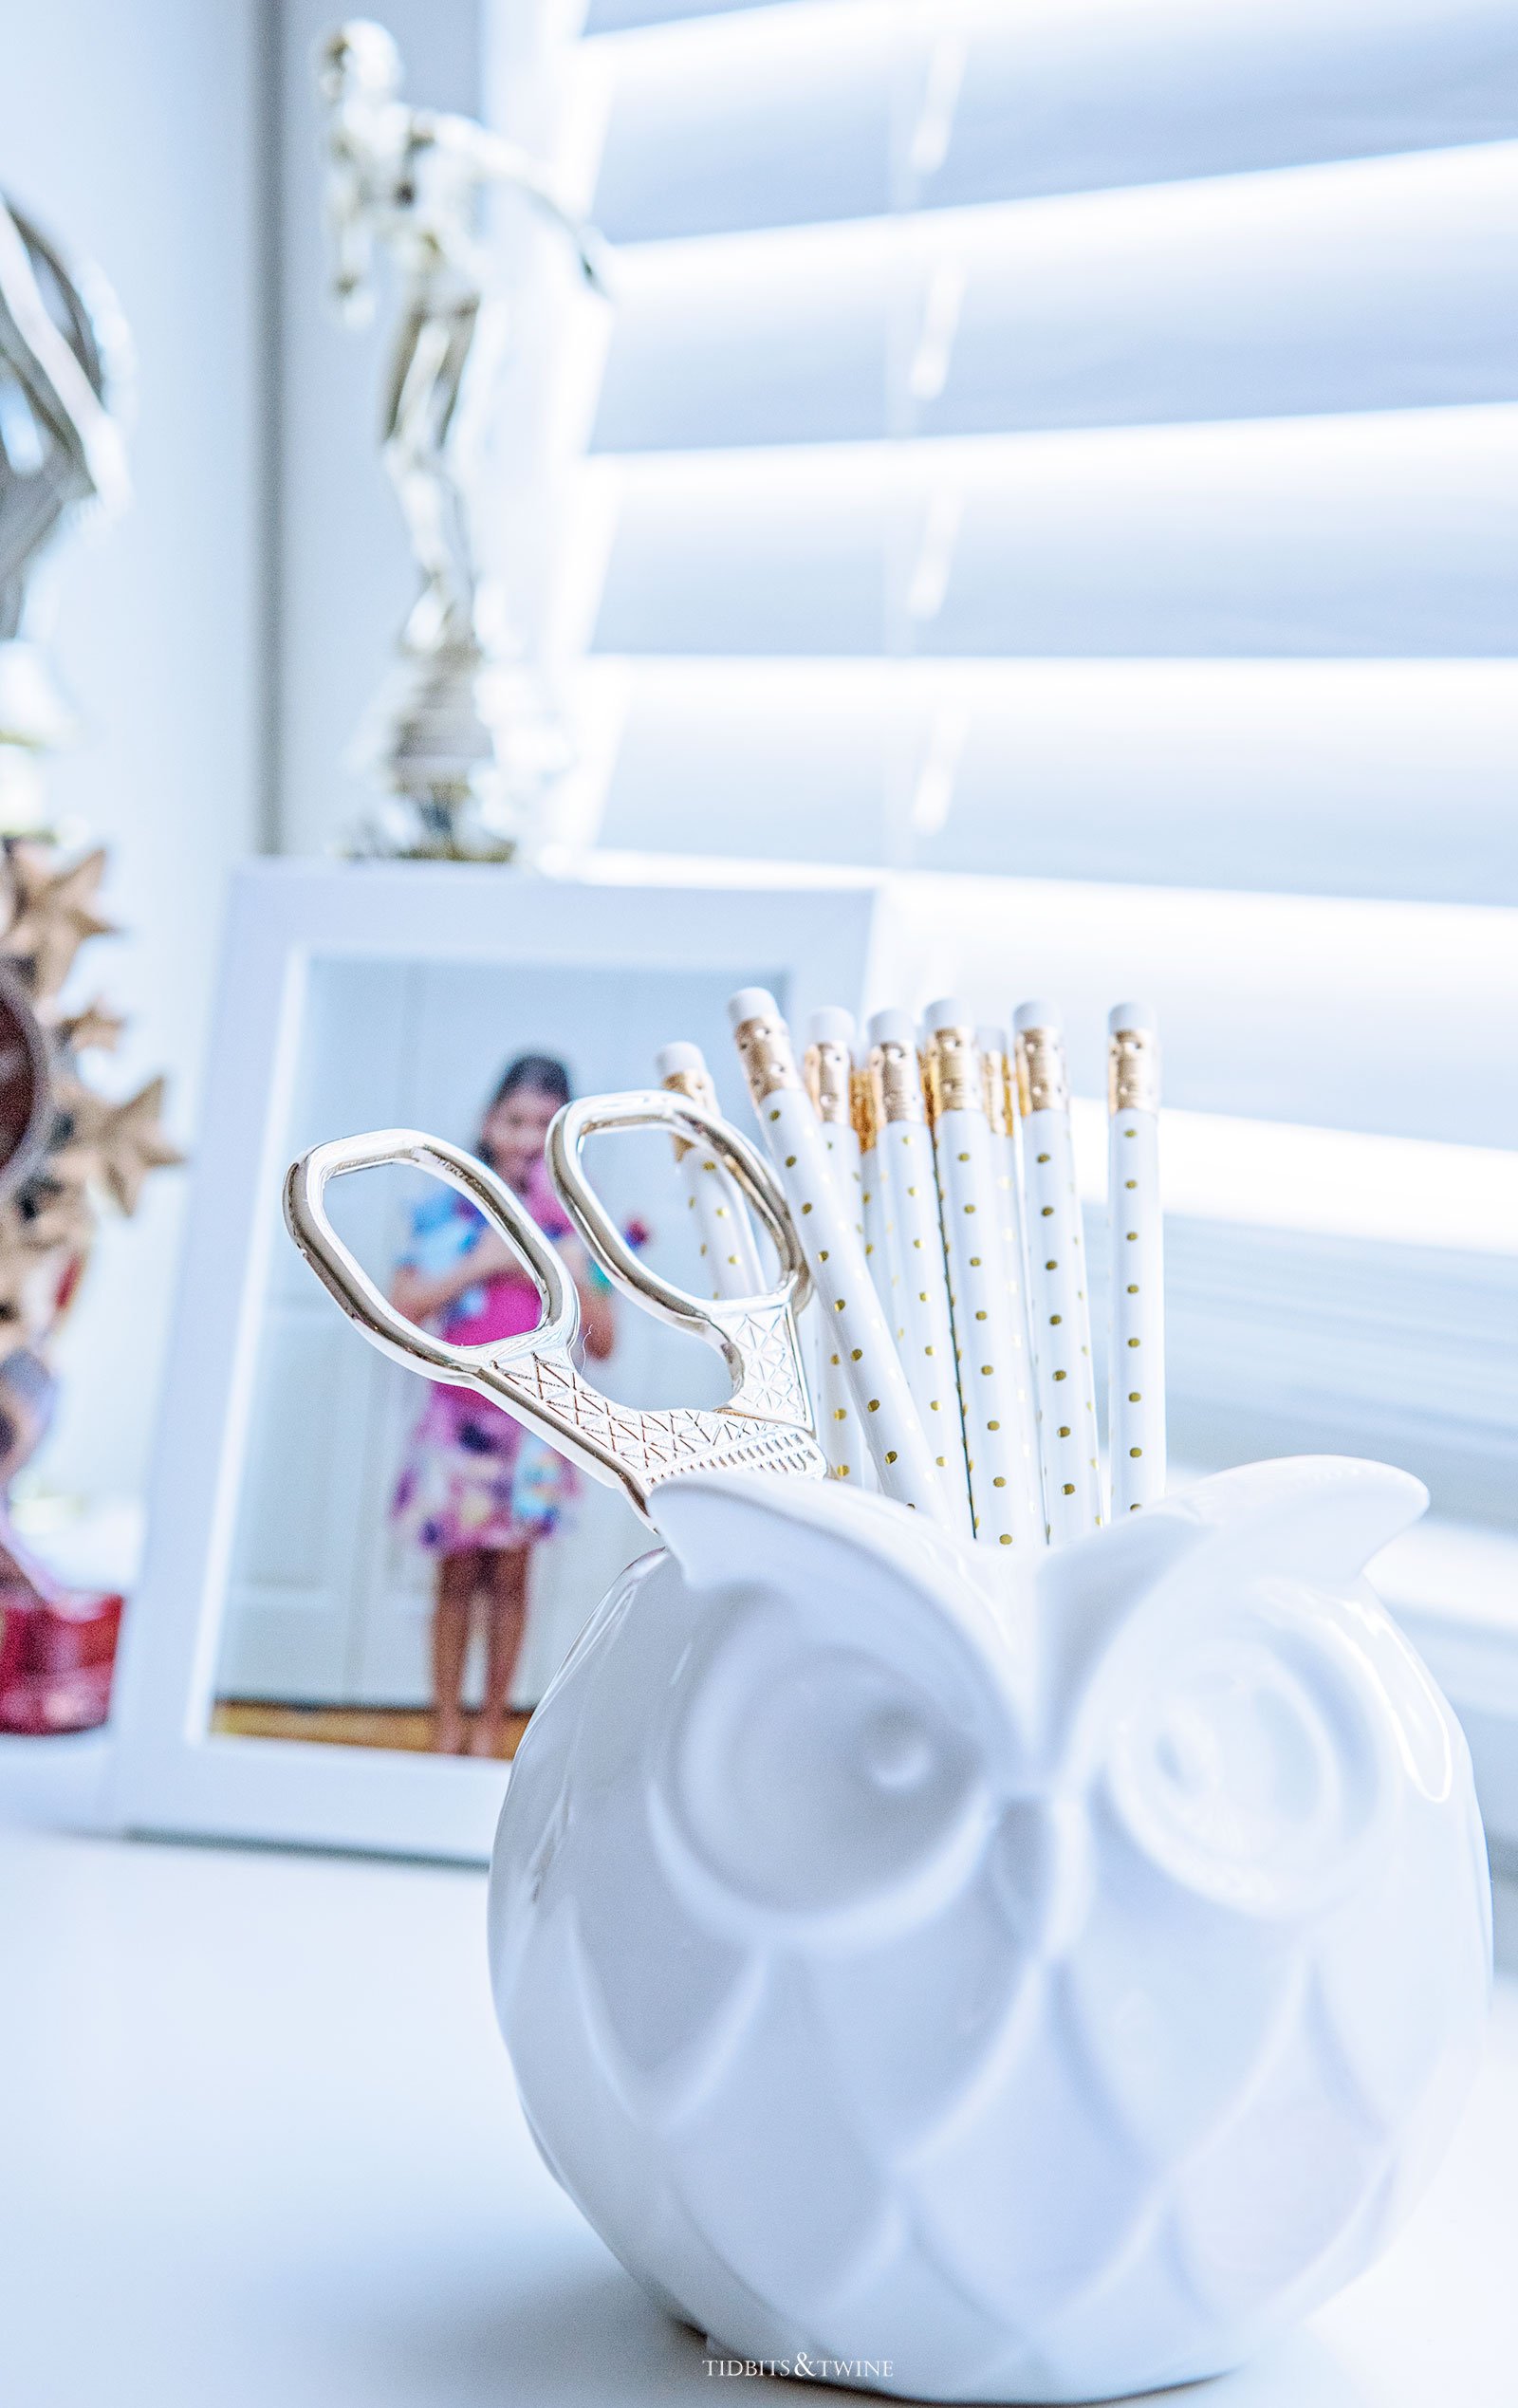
[
  {"left": 316, "top": 19, "right": 607, "bottom": 862},
  {"left": 0, "top": 194, "right": 130, "bottom": 834},
  {"left": 0, "top": 190, "right": 179, "bottom": 1731}
]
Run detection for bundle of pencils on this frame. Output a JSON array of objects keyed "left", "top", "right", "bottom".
[{"left": 656, "top": 992, "right": 1164, "bottom": 1551}]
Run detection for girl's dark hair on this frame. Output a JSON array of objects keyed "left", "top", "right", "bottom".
[{"left": 478, "top": 1054, "right": 572, "bottom": 1159}]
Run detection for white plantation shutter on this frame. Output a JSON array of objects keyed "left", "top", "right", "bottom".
[
  {"left": 535, "top": 0, "right": 1518, "bottom": 1532},
  {"left": 563, "top": 0, "right": 1518, "bottom": 892}
]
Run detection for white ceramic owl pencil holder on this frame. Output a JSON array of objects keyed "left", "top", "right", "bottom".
[
  {"left": 287, "top": 1114, "right": 1490, "bottom": 2407},
  {"left": 494, "top": 1459, "right": 1489, "bottom": 2403}
]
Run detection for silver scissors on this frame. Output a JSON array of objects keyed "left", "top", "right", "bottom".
[{"left": 284, "top": 1087, "right": 827, "bottom": 1523}]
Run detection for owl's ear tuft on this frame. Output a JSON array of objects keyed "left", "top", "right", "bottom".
[
  {"left": 1173, "top": 1454, "right": 1427, "bottom": 1585},
  {"left": 650, "top": 1469, "right": 828, "bottom": 1597},
  {"left": 1035, "top": 1505, "right": 1202, "bottom": 1621},
  {"left": 1033, "top": 1506, "right": 1205, "bottom": 1742},
  {"left": 649, "top": 1470, "right": 1016, "bottom": 1729},
  {"left": 651, "top": 1470, "right": 980, "bottom": 1618}
]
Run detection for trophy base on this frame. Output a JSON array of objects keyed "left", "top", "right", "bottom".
[
  {"left": 346, "top": 642, "right": 573, "bottom": 865},
  {"left": 347, "top": 790, "right": 521, "bottom": 864}
]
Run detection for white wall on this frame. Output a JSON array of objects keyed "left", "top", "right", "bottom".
[{"left": 0, "top": 1, "right": 265, "bottom": 1501}]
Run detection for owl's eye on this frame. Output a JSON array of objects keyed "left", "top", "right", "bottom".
[
  {"left": 663, "top": 1599, "right": 981, "bottom": 1921},
  {"left": 1105, "top": 1631, "right": 1386, "bottom": 1916}
]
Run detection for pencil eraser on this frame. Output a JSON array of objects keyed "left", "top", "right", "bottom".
[
  {"left": 923, "top": 996, "right": 972, "bottom": 1035},
  {"left": 867, "top": 1008, "right": 917, "bottom": 1047},
  {"left": 1014, "top": 999, "right": 1060, "bottom": 1033},
  {"left": 1108, "top": 999, "right": 1157, "bottom": 1036},
  {"left": 977, "top": 1024, "right": 1009, "bottom": 1055},
  {"left": 806, "top": 1007, "right": 855, "bottom": 1046},
  {"left": 656, "top": 1040, "right": 707, "bottom": 1080},
  {"left": 728, "top": 987, "right": 780, "bottom": 1028}
]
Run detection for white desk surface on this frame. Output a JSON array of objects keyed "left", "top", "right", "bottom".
[{"left": 2, "top": 1762, "right": 1516, "bottom": 2407}]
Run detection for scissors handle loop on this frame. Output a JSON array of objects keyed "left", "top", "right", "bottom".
[
  {"left": 286, "top": 1129, "right": 576, "bottom": 1385},
  {"left": 284, "top": 1106, "right": 825, "bottom": 1523},
  {"left": 547, "top": 1086, "right": 812, "bottom": 1408}
]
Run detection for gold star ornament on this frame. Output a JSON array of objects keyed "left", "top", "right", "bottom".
[
  {"left": 0, "top": 844, "right": 118, "bottom": 1002},
  {"left": 94, "top": 1078, "right": 184, "bottom": 1214},
  {"left": 0, "top": 837, "right": 181, "bottom": 1361},
  {"left": 48, "top": 1074, "right": 183, "bottom": 1214},
  {"left": 56, "top": 996, "right": 126, "bottom": 1055}
]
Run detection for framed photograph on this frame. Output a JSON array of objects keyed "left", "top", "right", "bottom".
[{"left": 112, "top": 860, "right": 882, "bottom": 1860}]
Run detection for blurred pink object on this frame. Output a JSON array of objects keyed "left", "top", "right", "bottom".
[{"left": 0, "top": 1516, "right": 122, "bottom": 1734}]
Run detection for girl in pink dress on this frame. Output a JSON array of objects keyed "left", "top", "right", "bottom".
[{"left": 390, "top": 1056, "right": 616, "bottom": 1757}]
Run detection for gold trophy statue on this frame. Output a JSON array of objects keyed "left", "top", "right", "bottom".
[{"left": 316, "top": 19, "right": 608, "bottom": 861}]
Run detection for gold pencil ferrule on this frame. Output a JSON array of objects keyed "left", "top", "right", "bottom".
[
  {"left": 868, "top": 1039, "right": 926, "bottom": 1125},
  {"left": 804, "top": 1039, "right": 853, "bottom": 1127},
  {"left": 979, "top": 1045, "right": 1012, "bottom": 1138},
  {"left": 923, "top": 1024, "right": 984, "bottom": 1123},
  {"left": 733, "top": 1012, "right": 801, "bottom": 1103},
  {"left": 1108, "top": 1027, "right": 1159, "bottom": 1116},
  {"left": 850, "top": 1065, "right": 879, "bottom": 1153},
  {"left": 660, "top": 1064, "right": 718, "bottom": 1159},
  {"left": 1015, "top": 1024, "right": 1068, "bottom": 1115}
]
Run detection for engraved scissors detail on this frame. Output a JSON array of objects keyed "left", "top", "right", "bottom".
[{"left": 284, "top": 1089, "right": 826, "bottom": 1522}]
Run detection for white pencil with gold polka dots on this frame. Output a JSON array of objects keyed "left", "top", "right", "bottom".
[
  {"left": 803, "top": 1009, "right": 869, "bottom": 1486},
  {"left": 1014, "top": 1002, "right": 1103, "bottom": 1545},
  {"left": 978, "top": 1023, "right": 1027, "bottom": 1351},
  {"left": 804, "top": 1010, "right": 864, "bottom": 1228},
  {"left": 865, "top": 1010, "right": 973, "bottom": 1534},
  {"left": 922, "top": 1002, "right": 1043, "bottom": 1553},
  {"left": 656, "top": 1042, "right": 766, "bottom": 1300},
  {"left": 854, "top": 1046, "right": 900, "bottom": 1327},
  {"left": 1107, "top": 1002, "right": 1166, "bottom": 1513},
  {"left": 730, "top": 990, "right": 946, "bottom": 1520}
]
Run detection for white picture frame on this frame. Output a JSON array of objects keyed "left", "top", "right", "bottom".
[{"left": 112, "top": 858, "right": 883, "bottom": 1862}]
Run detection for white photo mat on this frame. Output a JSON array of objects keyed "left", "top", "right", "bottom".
[{"left": 112, "top": 861, "right": 883, "bottom": 1861}]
